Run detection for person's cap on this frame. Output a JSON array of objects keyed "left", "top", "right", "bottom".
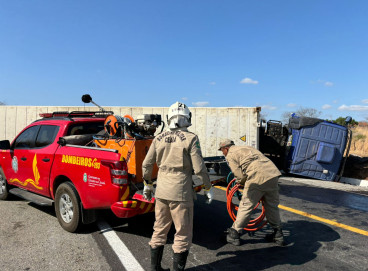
[{"left": 218, "top": 139, "right": 234, "bottom": 150}]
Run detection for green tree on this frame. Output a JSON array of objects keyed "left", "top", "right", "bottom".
[{"left": 333, "top": 117, "right": 358, "bottom": 126}]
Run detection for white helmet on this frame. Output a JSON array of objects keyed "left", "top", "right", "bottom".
[{"left": 167, "top": 102, "right": 192, "bottom": 129}]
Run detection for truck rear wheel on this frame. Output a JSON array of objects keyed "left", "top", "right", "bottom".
[
  {"left": 0, "top": 170, "right": 9, "bottom": 200},
  {"left": 55, "top": 182, "right": 82, "bottom": 232}
]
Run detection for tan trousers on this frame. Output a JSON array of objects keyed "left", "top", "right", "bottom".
[
  {"left": 233, "top": 177, "right": 282, "bottom": 232},
  {"left": 149, "top": 198, "right": 194, "bottom": 253}
]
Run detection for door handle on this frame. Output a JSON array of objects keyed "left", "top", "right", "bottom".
[
  {"left": 21, "top": 157, "right": 27, "bottom": 161},
  {"left": 42, "top": 158, "right": 50, "bottom": 162}
]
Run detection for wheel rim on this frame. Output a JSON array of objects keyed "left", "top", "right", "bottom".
[
  {"left": 59, "top": 193, "right": 74, "bottom": 223},
  {"left": 0, "top": 175, "right": 5, "bottom": 195}
]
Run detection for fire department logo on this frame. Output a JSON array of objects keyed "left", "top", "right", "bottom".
[
  {"left": 12, "top": 156, "right": 18, "bottom": 173},
  {"left": 8, "top": 154, "right": 43, "bottom": 190},
  {"left": 83, "top": 173, "right": 87, "bottom": 183}
]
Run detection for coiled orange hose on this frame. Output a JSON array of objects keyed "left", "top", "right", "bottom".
[{"left": 226, "top": 178, "right": 268, "bottom": 231}]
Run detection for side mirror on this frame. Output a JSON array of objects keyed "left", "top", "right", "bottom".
[
  {"left": 345, "top": 116, "right": 352, "bottom": 125},
  {"left": 0, "top": 140, "right": 11, "bottom": 150},
  {"left": 82, "top": 94, "right": 92, "bottom": 104}
]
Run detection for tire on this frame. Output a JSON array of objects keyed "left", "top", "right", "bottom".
[
  {"left": 55, "top": 182, "right": 82, "bottom": 232},
  {"left": 0, "top": 170, "right": 9, "bottom": 200}
]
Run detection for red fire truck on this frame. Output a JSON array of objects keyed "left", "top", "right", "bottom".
[{"left": 0, "top": 110, "right": 162, "bottom": 232}]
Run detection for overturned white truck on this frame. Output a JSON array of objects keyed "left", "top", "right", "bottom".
[{"left": 0, "top": 105, "right": 351, "bottom": 181}]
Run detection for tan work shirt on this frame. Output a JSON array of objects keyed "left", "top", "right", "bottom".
[
  {"left": 226, "top": 145, "right": 281, "bottom": 186},
  {"left": 142, "top": 127, "right": 211, "bottom": 202}
]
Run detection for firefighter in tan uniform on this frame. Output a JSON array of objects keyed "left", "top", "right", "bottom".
[
  {"left": 218, "top": 139, "right": 285, "bottom": 246},
  {"left": 142, "top": 102, "right": 213, "bottom": 271}
]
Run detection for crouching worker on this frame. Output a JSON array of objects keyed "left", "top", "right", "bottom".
[
  {"left": 218, "top": 139, "right": 285, "bottom": 247},
  {"left": 142, "top": 102, "right": 214, "bottom": 271}
]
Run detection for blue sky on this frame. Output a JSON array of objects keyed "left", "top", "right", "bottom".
[{"left": 1, "top": 0, "right": 368, "bottom": 122}]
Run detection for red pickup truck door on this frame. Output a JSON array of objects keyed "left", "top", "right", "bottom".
[
  {"left": 8, "top": 124, "right": 60, "bottom": 197},
  {"left": 32, "top": 125, "right": 60, "bottom": 197},
  {"left": 6, "top": 126, "right": 40, "bottom": 191}
]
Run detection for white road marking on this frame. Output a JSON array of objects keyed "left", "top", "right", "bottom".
[{"left": 97, "top": 220, "right": 145, "bottom": 271}]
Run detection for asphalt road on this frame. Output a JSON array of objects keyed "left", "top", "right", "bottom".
[{"left": 1, "top": 177, "right": 367, "bottom": 271}]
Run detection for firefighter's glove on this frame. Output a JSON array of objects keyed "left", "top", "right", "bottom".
[
  {"left": 143, "top": 180, "right": 154, "bottom": 201},
  {"left": 204, "top": 187, "right": 214, "bottom": 204},
  {"left": 236, "top": 178, "right": 245, "bottom": 186}
]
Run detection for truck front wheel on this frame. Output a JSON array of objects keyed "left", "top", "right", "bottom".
[
  {"left": 0, "top": 171, "right": 9, "bottom": 200},
  {"left": 55, "top": 182, "right": 82, "bottom": 232}
]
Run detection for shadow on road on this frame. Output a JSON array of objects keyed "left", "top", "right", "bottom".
[
  {"left": 187, "top": 220, "right": 340, "bottom": 271},
  {"left": 102, "top": 210, "right": 156, "bottom": 238}
]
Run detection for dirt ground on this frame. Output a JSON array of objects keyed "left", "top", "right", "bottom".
[
  {"left": 343, "top": 123, "right": 368, "bottom": 180},
  {"left": 349, "top": 124, "right": 368, "bottom": 157}
]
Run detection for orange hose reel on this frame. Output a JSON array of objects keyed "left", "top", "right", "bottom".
[
  {"left": 104, "top": 115, "right": 123, "bottom": 136},
  {"left": 226, "top": 178, "right": 267, "bottom": 231},
  {"left": 104, "top": 114, "right": 135, "bottom": 138}
]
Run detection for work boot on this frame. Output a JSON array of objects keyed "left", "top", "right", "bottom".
[
  {"left": 150, "top": 246, "right": 170, "bottom": 271},
  {"left": 173, "top": 250, "right": 189, "bottom": 271},
  {"left": 226, "top": 228, "right": 241, "bottom": 246},
  {"left": 265, "top": 228, "right": 286, "bottom": 246}
]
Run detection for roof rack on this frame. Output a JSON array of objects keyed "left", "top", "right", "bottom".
[{"left": 39, "top": 111, "right": 114, "bottom": 119}]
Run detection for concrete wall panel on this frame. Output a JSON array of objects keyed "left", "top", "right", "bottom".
[
  {"left": 189, "top": 108, "right": 197, "bottom": 133},
  {"left": 15, "top": 107, "right": 28, "bottom": 136},
  {"left": 0, "top": 107, "right": 6, "bottom": 140},
  {"left": 193, "top": 108, "right": 207, "bottom": 155},
  {"left": 26, "top": 107, "right": 39, "bottom": 128},
  {"left": 6, "top": 107, "right": 17, "bottom": 141},
  {"left": 0, "top": 106, "right": 259, "bottom": 156}
]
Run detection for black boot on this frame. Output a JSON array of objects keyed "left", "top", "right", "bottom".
[
  {"left": 265, "top": 228, "right": 285, "bottom": 246},
  {"left": 151, "top": 246, "right": 170, "bottom": 271},
  {"left": 226, "top": 228, "right": 241, "bottom": 246},
  {"left": 173, "top": 250, "right": 189, "bottom": 271}
]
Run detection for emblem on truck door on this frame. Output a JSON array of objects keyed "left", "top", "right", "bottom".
[
  {"left": 12, "top": 156, "right": 18, "bottom": 173},
  {"left": 9, "top": 154, "right": 43, "bottom": 190}
]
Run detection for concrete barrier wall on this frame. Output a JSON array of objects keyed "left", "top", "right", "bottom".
[{"left": 0, "top": 106, "right": 260, "bottom": 157}]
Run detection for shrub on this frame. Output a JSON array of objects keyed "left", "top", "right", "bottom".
[{"left": 353, "top": 134, "right": 366, "bottom": 141}]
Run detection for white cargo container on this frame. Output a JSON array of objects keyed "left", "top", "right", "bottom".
[{"left": 0, "top": 105, "right": 261, "bottom": 157}]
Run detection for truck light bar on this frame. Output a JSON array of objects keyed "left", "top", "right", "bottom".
[{"left": 39, "top": 111, "right": 114, "bottom": 119}]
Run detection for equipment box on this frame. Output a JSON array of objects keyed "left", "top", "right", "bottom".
[{"left": 285, "top": 116, "right": 349, "bottom": 181}]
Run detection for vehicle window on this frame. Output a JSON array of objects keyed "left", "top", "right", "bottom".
[
  {"left": 13, "top": 126, "right": 40, "bottom": 149},
  {"left": 67, "top": 122, "right": 104, "bottom": 136},
  {"left": 35, "top": 125, "right": 60, "bottom": 148}
]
